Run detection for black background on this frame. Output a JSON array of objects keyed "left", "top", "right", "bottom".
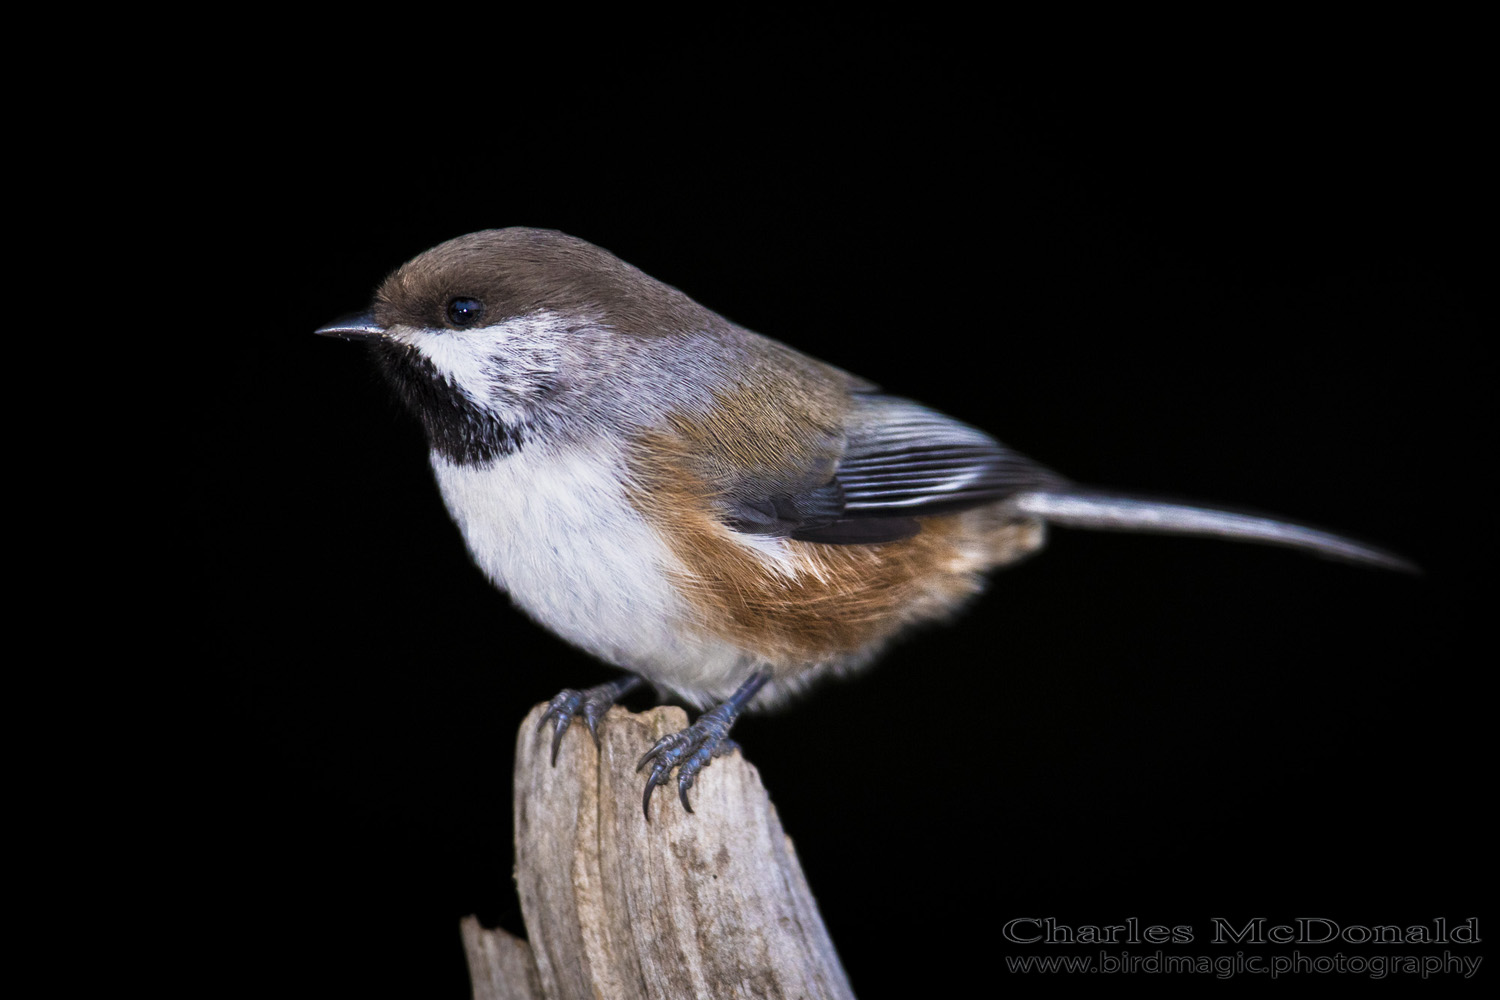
[{"left": 209, "top": 62, "right": 1484, "bottom": 995}]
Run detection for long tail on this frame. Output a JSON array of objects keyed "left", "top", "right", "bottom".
[{"left": 1009, "top": 489, "right": 1417, "bottom": 573}]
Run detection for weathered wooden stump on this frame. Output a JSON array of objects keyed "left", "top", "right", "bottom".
[{"left": 461, "top": 704, "right": 855, "bottom": 1000}]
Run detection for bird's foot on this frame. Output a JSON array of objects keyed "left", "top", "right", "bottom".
[
  {"left": 636, "top": 670, "right": 770, "bottom": 817},
  {"left": 637, "top": 708, "right": 743, "bottom": 817},
  {"left": 537, "top": 675, "right": 643, "bottom": 765}
]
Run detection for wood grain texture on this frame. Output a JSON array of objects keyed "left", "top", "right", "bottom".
[
  {"left": 461, "top": 917, "right": 543, "bottom": 1000},
  {"left": 489, "top": 703, "right": 855, "bottom": 1000}
]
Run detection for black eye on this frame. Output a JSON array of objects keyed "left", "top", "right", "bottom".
[{"left": 445, "top": 297, "right": 485, "bottom": 328}]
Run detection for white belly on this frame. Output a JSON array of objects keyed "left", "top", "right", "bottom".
[{"left": 430, "top": 445, "right": 753, "bottom": 701}]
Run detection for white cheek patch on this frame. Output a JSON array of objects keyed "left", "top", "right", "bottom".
[
  {"left": 406, "top": 326, "right": 495, "bottom": 398},
  {"left": 399, "top": 311, "right": 574, "bottom": 411}
]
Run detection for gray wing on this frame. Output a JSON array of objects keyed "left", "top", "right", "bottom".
[
  {"left": 788, "top": 395, "right": 1068, "bottom": 544},
  {"left": 743, "top": 393, "right": 1412, "bottom": 569},
  {"left": 739, "top": 394, "right": 1414, "bottom": 570}
]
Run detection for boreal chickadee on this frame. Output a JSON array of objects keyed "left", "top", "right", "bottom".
[{"left": 317, "top": 228, "right": 1412, "bottom": 816}]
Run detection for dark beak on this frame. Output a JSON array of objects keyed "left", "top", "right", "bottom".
[{"left": 315, "top": 310, "right": 385, "bottom": 342}]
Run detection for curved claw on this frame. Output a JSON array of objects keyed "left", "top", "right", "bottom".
[
  {"left": 582, "top": 702, "right": 608, "bottom": 746},
  {"left": 539, "top": 689, "right": 583, "bottom": 728},
  {"left": 549, "top": 715, "right": 570, "bottom": 767},
  {"left": 636, "top": 732, "right": 683, "bottom": 772},
  {"left": 539, "top": 690, "right": 585, "bottom": 766},
  {"left": 642, "top": 762, "right": 673, "bottom": 818},
  {"left": 632, "top": 671, "right": 768, "bottom": 819},
  {"left": 637, "top": 730, "right": 746, "bottom": 817},
  {"left": 676, "top": 745, "right": 713, "bottom": 814},
  {"left": 537, "top": 676, "right": 644, "bottom": 767},
  {"left": 637, "top": 732, "right": 694, "bottom": 818}
]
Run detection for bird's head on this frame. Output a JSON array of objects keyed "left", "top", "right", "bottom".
[{"left": 318, "top": 228, "right": 734, "bottom": 463}]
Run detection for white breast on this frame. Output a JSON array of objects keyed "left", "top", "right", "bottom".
[{"left": 429, "top": 443, "right": 752, "bottom": 700}]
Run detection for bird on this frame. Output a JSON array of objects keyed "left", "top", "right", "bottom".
[{"left": 316, "top": 227, "right": 1413, "bottom": 817}]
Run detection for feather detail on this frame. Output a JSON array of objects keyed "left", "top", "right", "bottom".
[{"left": 627, "top": 426, "right": 1047, "bottom": 671}]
